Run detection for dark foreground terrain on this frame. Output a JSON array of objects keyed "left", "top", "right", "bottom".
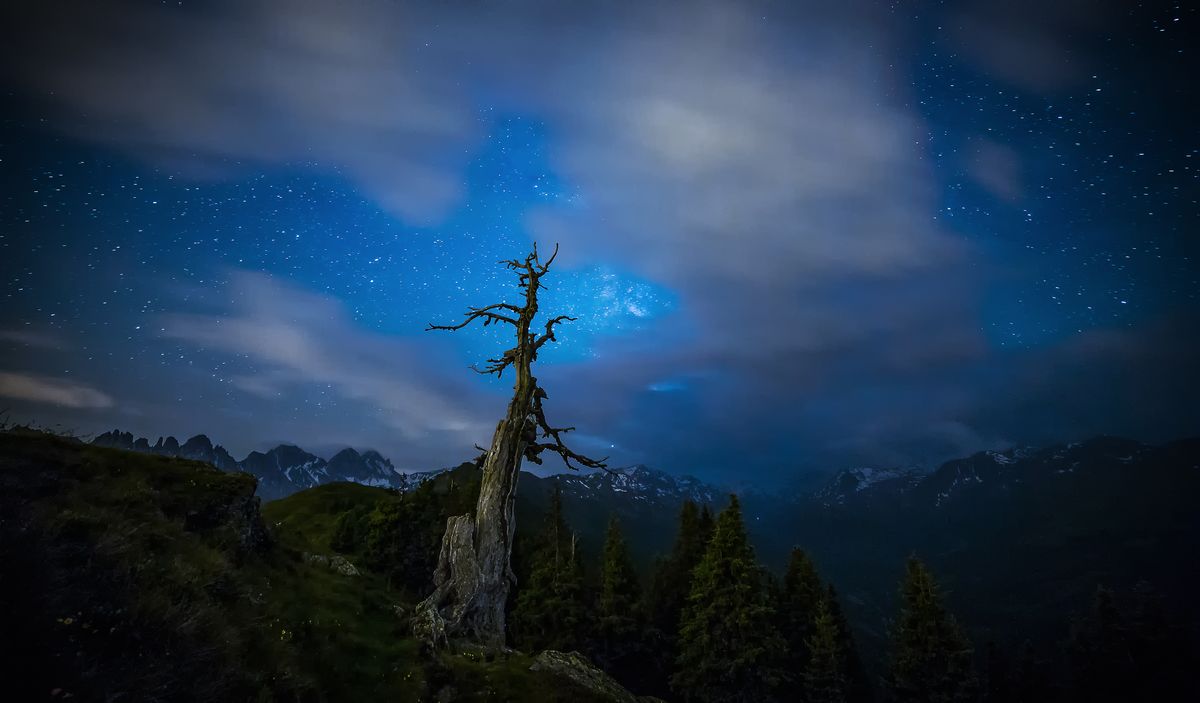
[
  {"left": 0, "top": 430, "right": 631, "bottom": 702},
  {"left": 2, "top": 429, "right": 1198, "bottom": 702}
]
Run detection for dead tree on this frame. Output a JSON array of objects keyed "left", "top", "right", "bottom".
[{"left": 413, "top": 243, "right": 607, "bottom": 650}]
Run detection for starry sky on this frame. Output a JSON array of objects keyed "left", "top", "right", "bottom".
[{"left": 1, "top": 0, "right": 1196, "bottom": 485}]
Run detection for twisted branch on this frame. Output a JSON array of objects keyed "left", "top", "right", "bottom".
[
  {"left": 469, "top": 348, "right": 517, "bottom": 378},
  {"left": 533, "top": 315, "right": 576, "bottom": 354},
  {"left": 524, "top": 389, "right": 609, "bottom": 471},
  {"left": 426, "top": 305, "right": 518, "bottom": 331}
]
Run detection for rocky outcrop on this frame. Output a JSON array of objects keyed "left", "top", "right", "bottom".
[
  {"left": 304, "top": 553, "right": 360, "bottom": 576},
  {"left": 181, "top": 481, "right": 270, "bottom": 554},
  {"left": 529, "top": 650, "right": 646, "bottom": 703}
]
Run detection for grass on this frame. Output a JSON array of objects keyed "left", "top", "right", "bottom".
[
  {"left": 264, "top": 481, "right": 394, "bottom": 553},
  {"left": 1, "top": 430, "right": 637, "bottom": 702}
]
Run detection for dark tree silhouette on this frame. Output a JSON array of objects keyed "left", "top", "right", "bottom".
[
  {"left": 412, "top": 244, "right": 606, "bottom": 649},
  {"left": 593, "top": 515, "right": 642, "bottom": 672},
  {"left": 885, "top": 556, "right": 978, "bottom": 703},
  {"left": 672, "top": 495, "right": 786, "bottom": 703},
  {"left": 511, "top": 483, "right": 586, "bottom": 652}
]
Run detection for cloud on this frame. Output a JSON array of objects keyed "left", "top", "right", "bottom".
[
  {"left": 4, "top": 1, "right": 969, "bottom": 369},
  {"left": 0, "top": 329, "right": 64, "bottom": 350},
  {"left": 158, "top": 270, "right": 495, "bottom": 442},
  {"left": 4, "top": 2, "right": 954, "bottom": 284},
  {"left": 3, "top": 1, "right": 1189, "bottom": 481},
  {"left": 0, "top": 372, "right": 114, "bottom": 409},
  {"left": 2, "top": 0, "right": 477, "bottom": 223},
  {"left": 3, "top": 0, "right": 974, "bottom": 478}
]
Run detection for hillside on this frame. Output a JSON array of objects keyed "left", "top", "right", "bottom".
[
  {"left": 0, "top": 430, "right": 653, "bottom": 702},
  {"left": 84, "top": 425, "right": 1200, "bottom": 661},
  {"left": 12, "top": 426, "right": 1199, "bottom": 700}
]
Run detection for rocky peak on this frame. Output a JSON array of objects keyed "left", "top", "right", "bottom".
[
  {"left": 180, "top": 434, "right": 214, "bottom": 454},
  {"left": 814, "top": 466, "right": 922, "bottom": 507}
]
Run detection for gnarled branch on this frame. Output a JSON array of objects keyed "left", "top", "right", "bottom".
[
  {"left": 525, "top": 389, "right": 609, "bottom": 471},
  {"left": 469, "top": 348, "right": 518, "bottom": 377},
  {"left": 533, "top": 315, "right": 576, "bottom": 354},
  {"left": 427, "top": 306, "right": 519, "bottom": 331}
]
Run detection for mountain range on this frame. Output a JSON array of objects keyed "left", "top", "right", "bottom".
[
  {"left": 89, "top": 428, "right": 733, "bottom": 505},
  {"left": 90, "top": 430, "right": 445, "bottom": 500},
  {"left": 88, "top": 427, "right": 1200, "bottom": 660}
]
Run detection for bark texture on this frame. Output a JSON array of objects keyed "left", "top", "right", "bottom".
[{"left": 413, "top": 245, "right": 605, "bottom": 650}]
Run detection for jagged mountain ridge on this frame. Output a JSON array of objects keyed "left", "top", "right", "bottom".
[
  {"left": 91, "top": 428, "right": 1198, "bottom": 518},
  {"left": 89, "top": 429, "right": 727, "bottom": 504},
  {"left": 91, "top": 429, "right": 417, "bottom": 500}
]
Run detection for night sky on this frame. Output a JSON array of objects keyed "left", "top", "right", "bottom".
[{"left": 1, "top": 1, "right": 1196, "bottom": 485}]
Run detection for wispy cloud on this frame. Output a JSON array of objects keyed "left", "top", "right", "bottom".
[
  {"left": 0, "top": 329, "right": 65, "bottom": 350},
  {"left": 0, "top": 372, "right": 114, "bottom": 409},
  {"left": 158, "top": 270, "right": 494, "bottom": 442}
]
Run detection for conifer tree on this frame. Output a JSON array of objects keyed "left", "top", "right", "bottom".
[
  {"left": 781, "top": 548, "right": 824, "bottom": 676},
  {"left": 643, "top": 500, "right": 712, "bottom": 697},
  {"left": 826, "top": 585, "right": 871, "bottom": 703},
  {"left": 885, "top": 556, "right": 978, "bottom": 703},
  {"left": 672, "top": 495, "right": 786, "bottom": 703},
  {"left": 1066, "top": 581, "right": 1196, "bottom": 701},
  {"left": 1010, "top": 641, "right": 1047, "bottom": 703},
  {"left": 981, "top": 641, "right": 1011, "bottom": 703},
  {"left": 594, "top": 515, "right": 642, "bottom": 670},
  {"left": 698, "top": 503, "right": 715, "bottom": 543},
  {"left": 512, "top": 483, "right": 585, "bottom": 652},
  {"left": 804, "top": 598, "right": 848, "bottom": 703},
  {"left": 330, "top": 505, "right": 369, "bottom": 554},
  {"left": 1067, "top": 585, "right": 1131, "bottom": 702},
  {"left": 645, "top": 502, "right": 708, "bottom": 634}
]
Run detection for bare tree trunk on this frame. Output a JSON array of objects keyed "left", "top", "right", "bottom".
[{"left": 413, "top": 245, "right": 605, "bottom": 650}]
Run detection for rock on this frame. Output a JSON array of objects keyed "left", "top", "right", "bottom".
[
  {"left": 303, "top": 552, "right": 359, "bottom": 576},
  {"left": 328, "top": 555, "right": 359, "bottom": 576},
  {"left": 181, "top": 484, "right": 269, "bottom": 554},
  {"left": 529, "top": 650, "right": 640, "bottom": 703}
]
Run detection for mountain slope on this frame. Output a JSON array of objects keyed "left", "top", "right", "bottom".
[
  {"left": 0, "top": 430, "right": 655, "bottom": 703},
  {"left": 85, "top": 425, "right": 1200, "bottom": 662}
]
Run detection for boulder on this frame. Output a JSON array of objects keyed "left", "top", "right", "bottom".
[
  {"left": 529, "top": 650, "right": 642, "bottom": 703},
  {"left": 303, "top": 553, "right": 359, "bottom": 576}
]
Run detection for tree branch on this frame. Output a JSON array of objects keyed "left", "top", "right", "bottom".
[
  {"left": 524, "top": 390, "right": 608, "bottom": 471},
  {"left": 469, "top": 348, "right": 517, "bottom": 377},
  {"left": 427, "top": 307, "right": 518, "bottom": 332},
  {"left": 533, "top": 315, "right": 576, "bottom": 353},
  {"left": 536, "top": 243, "right": 559, "bottom": 274}
]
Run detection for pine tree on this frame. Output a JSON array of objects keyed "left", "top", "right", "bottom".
[
  {"left": 594, "top": 515, "right": 642, "bottom": 670},
  {"left": 781, "top": 548, "right": 824, "bottom": 678},
  {"left": 672, "top": 495, "right": 786, "bottom": 703},
  {"left": 1067, "top": 585, "right": 1133, "bottom": 703},
  {"left": 512, "top": 483, "right": 586, "bottom": 652},
  {"left": 644, "top": 499, "right": 712, "bottom": 689},
  {"left": 804, "top": 598, "right": 848, "bottom": 703},
  {"left": 698, "top": 503, "right": 715, "bottom": 544},
  {"left": 826, "top": 585, "right": 871, "bottom": 703},
  {"left": 1127, "top": 580, "right": 1194, "bottom": 699},
  {"left": 1010, "top": 641, "right": 1047, "bottom": 703},
  {"left": 330, "top": 505, "right": 369, "bottom": 554},
  {"left": 981, "top": 641, "right": 1011, "bottom": 703},
  {"left": 885, "top": 556, "right": 978, "bottom": 703}
]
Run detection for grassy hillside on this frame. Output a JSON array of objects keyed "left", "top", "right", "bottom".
[
  {"left": 0, "top": 431, "right": 636, "bottom": 702},
  {"left": 264, "top": 480, "right": 392, "bottom": 553}
]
